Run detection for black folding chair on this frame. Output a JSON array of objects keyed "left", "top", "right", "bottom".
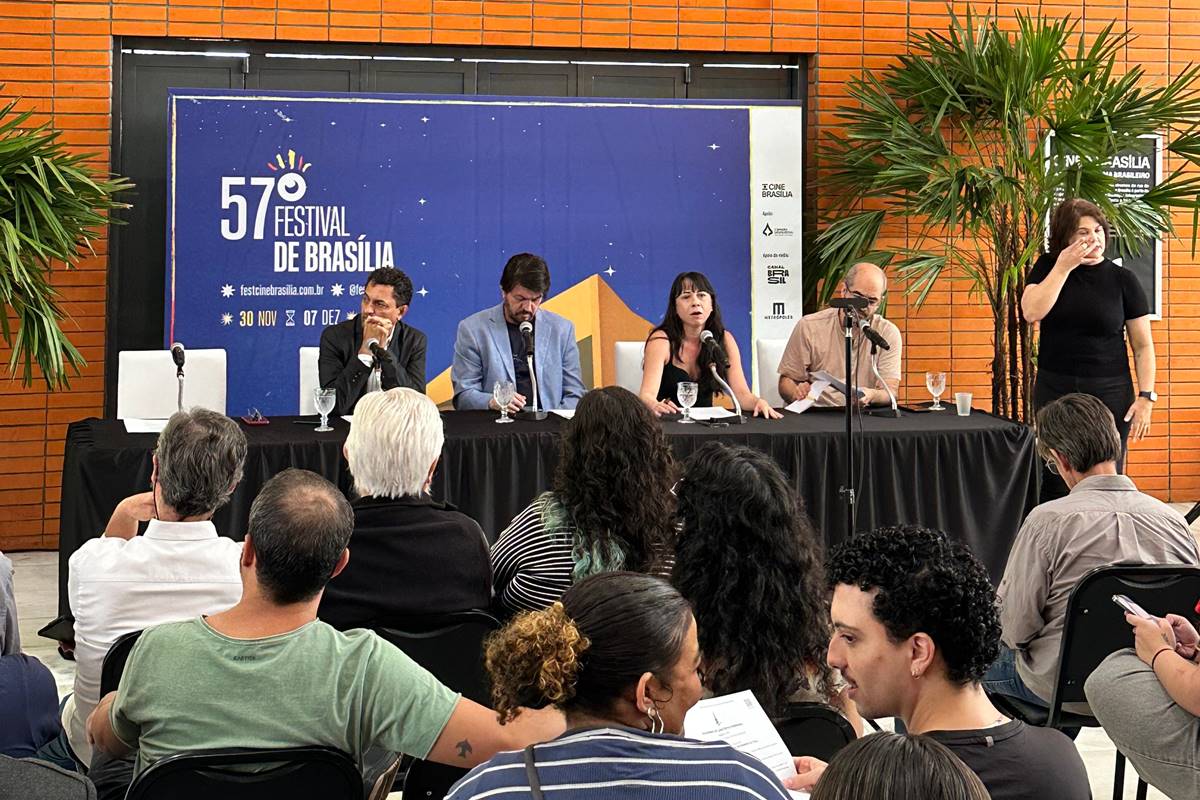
[
  {"left": 1185, "top": 502, "right": 1200, "bottom": 526},
  {"left": 774, "top": 702, "right": 857, "bottom": 762},
  {"left": 376, "top": 610, "right": 501, "bottom": 800},
  {"left": 99, "top": 629, "right": 143, "bottom": 696},
  {"left": 988, "top": 564, "right": 1200, "bottom": 800},
  {"left": 124, "top": 746, "right": 360, "bottom": 800}
]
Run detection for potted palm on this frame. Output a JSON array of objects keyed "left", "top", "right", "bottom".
[
  {"left": 812, "top": 7, "right": 1200, "bottom": 421},
  {"left": 0, "top": 96, "right": 132, "bottom": 388}
]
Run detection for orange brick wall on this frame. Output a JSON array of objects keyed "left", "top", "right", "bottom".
[{"left": 0, "top": 0, "right": 1196, "bottom": 550}]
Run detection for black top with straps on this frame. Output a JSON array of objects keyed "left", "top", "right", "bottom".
[{"left": 656, "top": 361, "right": 714, "bottom": 407}]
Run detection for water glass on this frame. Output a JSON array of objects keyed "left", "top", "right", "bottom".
[
  {"left": 493, "top": 380, "right": 516, "bottom": 424},
  {"left": 926, "top": 371, "right": 947, "bottom": 410},
  {"left": 677, "top": 381, "right": 699, "bottom": 424},
  {"left": 955, "top": 392, "right": 972, "bottom": 417},
  {"left": 313, "top": 388, "right": 336, "bottom": 432}
]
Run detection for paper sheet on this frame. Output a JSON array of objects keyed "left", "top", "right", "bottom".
[
  {"left": 784, "top": 379, "right": 831, "bottom": 415},
  {"left": 122, "top": 419, "right": 169, "bottom": 434},
  {"left": 686, "top": 406, "right": 737, "bottom": 421},
  {"left": 684, "top": 690, "right": 809, "bottom": 798},
  {"left": 341, "top": 415, "right": 354, "bottom": 423},
  {"left": 811, "top": 370, "right": 865, "bottom": 400},
  {"left": 550, "top": 409, "right": 575, "bottom": 419}
]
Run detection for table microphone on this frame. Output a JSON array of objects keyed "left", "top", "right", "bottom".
[
  {"left": 699, "top": 330, "right": 730, "bottom": 369},
  {"left": 856, "top": 317, "right": 891, "bottom": 351},
  {"left": 170, "top": 342, "right": 186, "bottom": 377},
  {"left": 364, "top": 337, "right": 391, "bottom": 362},
  {"left": 519, "top": 320, "right": 534, "bottom": 350}
]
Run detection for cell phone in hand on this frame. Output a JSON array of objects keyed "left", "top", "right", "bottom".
[{"left": 1113, "top": 593, "right": 1154, "bottom": 620}]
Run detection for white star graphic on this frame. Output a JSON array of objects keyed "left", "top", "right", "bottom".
[
  {"left": 420, "top": 116, "right": 430, "bottom": 123},
  {"left": 604, "top": 266, "right": 615, "bottom": 277},
  {"left": 417, "top": 286, "right": 429, "bottom": 297},
  {"left": 330, "top": 283, "right": 344, "bottom": 297},
  {"left": 346, "top": 312, "right": 357, "bottom": 320},
  {"left": 708, "top": 143, "right": 720, "bottom": 151},
  {"left": 418, "top": 198, "right": 427, "bottom": 205},
  {"left": 220, "top": 284, "right": 234, "bottom": 298},
  {"left": 220, "top": 313, "right": 233, "bottom": 326}
]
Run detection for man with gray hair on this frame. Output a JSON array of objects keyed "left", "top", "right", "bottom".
[
  {"left": 318, "top": 388, "right": 491, "bottom": 629},
  {"left": 777, "top": 262, "right": 901, "bottom": 407},
  {"left": 984, "top": 392, "right": 1199, "bottom": 709},
  {"left": 60, "top": 408, "right": 247, "bottom": 770}
]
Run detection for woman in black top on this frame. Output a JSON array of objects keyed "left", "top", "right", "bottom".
[
  {"left": 637, "top": 271, "right": 780, "bottom": 419},
  {"left": 1022, "top": 198, "right": 1156, "bottom": 498}
]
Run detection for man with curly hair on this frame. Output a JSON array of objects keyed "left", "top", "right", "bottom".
[{"left": 786, "top": 525, "right": 1090, "bottom": 800}]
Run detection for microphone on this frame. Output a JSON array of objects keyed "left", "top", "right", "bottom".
[
  {"left": 699, "top": 330, "right": 730, "bottom": 369},
  {"left": 364, "top": 337, "right": 391, "bottom": 362},
  {"left": 519, "top": 320, "right": 534, "bottom": 351},
  {"left": 856, "top": 318, "right": 891, "bottom": 351},
  {"left": 170, "top": 342, "right": 185, "bottom": 377}
]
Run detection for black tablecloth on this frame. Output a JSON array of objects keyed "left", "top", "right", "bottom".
[{"left": 58, "top": 408, "right": 1038, "bottom": 613}]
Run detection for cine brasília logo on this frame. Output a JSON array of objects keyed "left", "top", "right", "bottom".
[{"left": 219, "top": 149, "right": 311, "bottom": 241}]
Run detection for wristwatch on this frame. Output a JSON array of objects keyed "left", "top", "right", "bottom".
[{"left": 1139, "top": 390, "right": 1158, "bottom": 402}]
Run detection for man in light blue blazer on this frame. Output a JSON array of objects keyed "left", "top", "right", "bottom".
[{"left": 452, "top": 253, "right": 586, "bottom": 411}]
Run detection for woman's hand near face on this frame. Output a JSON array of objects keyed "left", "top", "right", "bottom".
[{"left": 1053, "top": 237, "right": 1092, "bottom": 274}]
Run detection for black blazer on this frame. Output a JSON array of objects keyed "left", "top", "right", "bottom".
[{"left": 318, "top": 315, "right": 427, "bottom": 415}]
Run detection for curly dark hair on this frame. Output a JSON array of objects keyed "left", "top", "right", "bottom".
[
  {"left": 672, "top": 442, "right": 831, "bottom": 715},
  {"left": 486, "top": 572, "right": 691, "bottom": 723},
  {"left": 554, "top": 386, "right": 676, "bottom": 576},
  {"left": 647, "top": 271, "right": 728, "bottom": 400},
  {"left": 826, "top": 525, "right": 1001, "bottom": 686}
]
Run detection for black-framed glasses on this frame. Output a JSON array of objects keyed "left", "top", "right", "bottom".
[{"left": 850, "top": 289, "right": 882, "bottom": 306}]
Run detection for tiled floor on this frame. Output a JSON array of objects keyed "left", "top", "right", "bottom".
[{"left": 11, "top": 506, "right": 1200, "bottom": 800}]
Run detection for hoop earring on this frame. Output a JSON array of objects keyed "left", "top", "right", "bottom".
[{"left": 646, "top": 705, "right": 664, "bottom": 735}]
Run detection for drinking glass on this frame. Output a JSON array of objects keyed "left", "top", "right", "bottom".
[
  {"left": 493, "top": 380, "right": 516, "bottom": 424},
  {"left": 677, "top": 381, "right": 699, "bottom": 424},
  {"left": 926, "top": 371, "right": 947, "bottom": 411},
  {"left": 313, "top": 388, "right": 336, "bottom": 432},
  {"left": 955, "top": 392, "right": 973, "bottom": 417}
]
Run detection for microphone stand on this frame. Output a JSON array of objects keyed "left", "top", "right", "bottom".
[
  {"left": 866, "top": 341, "right": 900, "bottom": 418},
  {"left": 708, "top": 364, "right": 746, "bottom": 424},
  {"left": 840, "top": 311, "right": 855, "bottom": 540},
  {"left": 522, "top": 352, "right": 547, "bottom": 421},
  {"left": 176, "top": 363, "right": 185, "bottom": 413}
]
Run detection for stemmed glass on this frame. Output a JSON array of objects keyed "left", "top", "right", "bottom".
[
  {"left": 677, "top": 381, "right": 699, "bottom": 424},
  {"left": 926, "top": 371, "right": 947, "bottom": 411},
  {"left": 493, "top": 380, "right": 516, "bottom": 424},
  {"left": 313, "top": 388, "right": 336, "bottom": 432}
]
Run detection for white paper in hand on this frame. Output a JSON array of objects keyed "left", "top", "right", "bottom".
[
  {"left": 784, "top": 379, "right": 831, "bottom": 415},
  {"left": 811, "top": 370, "right": 864, "bottom": 400},
  {"left": 684, "top": 690, "right": 809, "bottom": 798}
]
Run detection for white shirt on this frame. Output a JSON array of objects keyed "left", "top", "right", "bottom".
[{"left": 64, "top": 519, "right": 243, "bottom": 764}]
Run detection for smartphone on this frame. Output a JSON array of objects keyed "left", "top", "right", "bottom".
[{"left": 1113, "top": 593, "right": 1154, "bottom": 620}]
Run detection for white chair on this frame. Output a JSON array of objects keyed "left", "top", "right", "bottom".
[
  {"left": 614, "top": 341, "right": 645, "bottom": 394},
  {"left": 755, "top": 338, "right": 788, "bottom": 408},
  {"left": 298, "top": 346, "right": 320, "bottom": 415},
  {"left": 116, "top": 349, "right": 227, "bottom": 419}
]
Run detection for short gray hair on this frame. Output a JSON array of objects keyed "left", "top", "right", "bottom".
[
  {"left": 346, "top": 388, "right": 444, "bottom": 498},
  {"left": 1036, "top": 393, "right": 1122, "bottom": 472},
  {"left": 154, "top": 409, "right": 247, "bottom": 517}
]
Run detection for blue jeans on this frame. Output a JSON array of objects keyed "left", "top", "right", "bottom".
[{"left": 982, "top": 646, "right": 1049, "bottom": 707}]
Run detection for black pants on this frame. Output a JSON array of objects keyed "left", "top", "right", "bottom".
[{"left": 1034, "top": 369, "right": 1133, "bottom": 503}]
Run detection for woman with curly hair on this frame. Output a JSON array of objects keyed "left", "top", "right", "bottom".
[
  {"left": 638, "top": 271, "right": 781, "bottom": 419},
  {"left": 672, "top": 442, "right": 859, "bottom": 729},
  {"left": 491, "top": 386, "right": 676, "bottom": 615},
  {"left": 445, "top": 572, "right": 793, "bottom": 800}
]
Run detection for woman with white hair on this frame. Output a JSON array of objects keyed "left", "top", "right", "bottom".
[{"left": 318, "top": 388, "right": 492, "bottom": 628}]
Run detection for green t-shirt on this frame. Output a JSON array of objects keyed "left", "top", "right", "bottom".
[{"left": 110, "top": 617, "right": 460, "bottom": 775}]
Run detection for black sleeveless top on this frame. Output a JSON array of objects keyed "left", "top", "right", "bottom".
[{"left": 657, "top": 362, "right": 715, "bottom": 407}]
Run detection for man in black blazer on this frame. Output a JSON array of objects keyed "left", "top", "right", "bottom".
[{"left": 318, "top": 267, "right": 427, "bottom": 415}]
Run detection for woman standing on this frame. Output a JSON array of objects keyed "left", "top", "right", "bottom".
[
  {"left": 638, "top": 271, "right": 781, "bottom": 419},
  {"left": 1022, "top": 198, "right": 1155, "bottom": 498}
]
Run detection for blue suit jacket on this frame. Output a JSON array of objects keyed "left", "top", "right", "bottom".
[{"left": 451, "top": 303, "right": 585, "bottom": 410}]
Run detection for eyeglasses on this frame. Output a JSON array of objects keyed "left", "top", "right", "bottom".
[
  {"left": 1044, "top": 457, "right": 1060, "bottom": 476},
  {"left": 850, "top": 289, "right": 882, "bottom": 306}
]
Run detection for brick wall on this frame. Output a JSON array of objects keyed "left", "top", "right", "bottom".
[{"left": 1, "top": 0, "right": 1196, "bottom": 550}]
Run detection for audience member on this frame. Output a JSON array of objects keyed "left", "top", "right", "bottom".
[
  {"left": 0, "top": 755, "right": 97, "bottom": 800},
  {"left": 87, "top": 469, "right": 563, "bottom": 792},
  {"left": 61, "top": 409, "right": 247, "bottom": 769},
  {"left": 809, "top": 732, "right": 990, "bottom": 800},
  {"left": 777, "top": 262, "right": 901, "bottom": 407},
  {"left": 786, "top": 525, "right": 1089, "bottom": 800},
  {"left": 451, "top": 252, "right": 585, "bottom": 412},
  {"left": 1086, "top": 606, "right": 1200, "bottom": 798},
  {"left": 491, "top": 386, "right": 675, "bottom": 614},
  {"left": 638, "top": 271, "right": 780, "bottom": 418},
  {"left": 1, "top": 652, "right": 61, "bottom": 762},
  {"left": 446, "top": 572, "right": 793, "bottom": 800},
  {"left": 319, "top": 266, "right": 428, "bottom": 416},
  {"left": 987, "top": 393, "right": 1199, "bottom": 709},
  {"left": 2, "top": 551, "right": 17, "bottom": 655},
  {"left": 319, "top": 388, "right": 491, "bottom": 628},
  {"left": 672, "top": 442, "right": 859, "bottom": 729}
]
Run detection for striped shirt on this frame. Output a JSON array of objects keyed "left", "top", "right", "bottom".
[
  {"left": 445, "top": 726, "right": 793, "bottom": 800},
  {"left": 491, "top": 493, "right": 579, "bottom": 614}
]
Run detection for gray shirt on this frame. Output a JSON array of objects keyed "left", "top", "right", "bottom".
[
  {"left": 998, "top": 473, "right": 1200, "bottom": 704},
  {"left": 1, "top": 552, "right": 18, "bottom": 656}
]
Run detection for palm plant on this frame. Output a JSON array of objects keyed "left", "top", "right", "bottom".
[
  {"left": 814, "top": 7, "right": 1200, "bottom": 421},
  {"left": 0, "top": 96, "right": 132, "bottom": 388}
]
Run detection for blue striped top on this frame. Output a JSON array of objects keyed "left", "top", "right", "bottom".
[{"left": 445, "top": 726, "right": 794, "bottom": 800}]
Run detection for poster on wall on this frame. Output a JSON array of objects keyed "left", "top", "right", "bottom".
[
  {"left": 167, "top": 89, "right": 804, "bottom": 414},
  {"left": 1046, "top": 132, "right": 1162, "bottom": 319}
]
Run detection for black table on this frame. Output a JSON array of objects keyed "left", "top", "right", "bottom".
[{"left": 58, "top": 408, "right": 1038, "bottom": 613}]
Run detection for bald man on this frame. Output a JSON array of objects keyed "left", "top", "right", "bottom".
[{"left": 777, "top": 262, "right": 902, "bottom": 407}]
